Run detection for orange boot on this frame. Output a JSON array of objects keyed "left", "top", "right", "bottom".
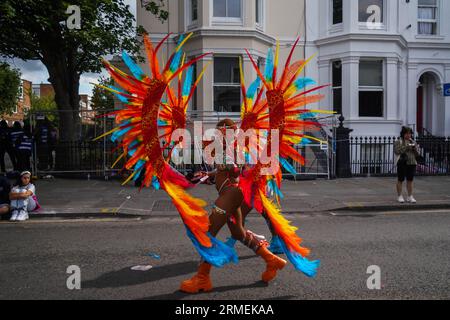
[
  {"left": 256, "top": 246, "right": 287, "bottom": 283},
  {"left": 179, "top": 262, "right": 213, "bottom": 293}
]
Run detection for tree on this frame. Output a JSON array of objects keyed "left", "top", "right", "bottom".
[
  {"left": 0, "top": 0, "right": 168, "bottom": 140},
  {"left": 0, "top": 62, "right": 21, "bottom": 115},
  {"left": 29, "top": 92, "right": 59, "bottom": 125},
  {"left": 91, "top": 77, "right": 115, "bottom": 113}
]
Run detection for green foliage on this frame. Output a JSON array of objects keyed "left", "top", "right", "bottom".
[
  {"left": 0, "top": 62, "right": 21, "bottom": 115},
  {"left": 0, "top": 0, "right": 168, "bottom": 72},
  {"left": 91, "top": 77, "right": 115, "bottom": 112},
  {"left": 29, "top": 92, "right": 59, "bottom": 125},
  {"left": 143, "top": 1, "right": 169, "bottom": 22},
  {"left": 0, "top": 0, "right": 168, "bottom": 139}
]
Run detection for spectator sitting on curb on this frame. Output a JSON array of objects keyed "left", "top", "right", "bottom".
[
  {"left": 9, "top": 171, "right": 40, "bottom": 222},
  {"left": 0, "top": 174, "right": 11, "bottom": 218}
]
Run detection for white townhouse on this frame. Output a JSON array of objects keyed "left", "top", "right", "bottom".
[
  {"left": 306, "top": 0, "right": 450, "bottom": 137},
  {"left": 135, "top": 0, "right": 450, "bottom": 137},
  {"left": 136, "top": 0, "right": 309, "bottom": 127}
]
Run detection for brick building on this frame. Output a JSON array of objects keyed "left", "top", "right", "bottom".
[{"left": 1, "top": 79, "right": 32, "bottom": 125}]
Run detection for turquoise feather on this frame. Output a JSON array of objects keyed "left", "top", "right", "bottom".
[
  {"left": 122, "top": 51, "right": 146, "bottom": 80},
  {"left": 279, "top": 238, "right": 320, "bottom": 277},
  {"left": 186, "top": 228, "right": 239, "bottom": 268},
  {"left": 265, "top": 48, "right": 274, "bottom": 83},
  {"left": 247, "top": 77, "right": 261, "bottom": 99},
  {"left": 182, "top": 66, "right": 194, "bottom": 97},
  {"left": 294, "top": 78, "right": 316, "bottom": 90},
  {"left": 152, "top": 176, "right": 160, "bottom": 190},
  {"left": 279, "top": 157, "right": 297, "bottom": 175}
]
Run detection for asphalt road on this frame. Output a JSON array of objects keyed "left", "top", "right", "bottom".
[{"left": 0, "top": 210, "right": 449, "bottom": 300}]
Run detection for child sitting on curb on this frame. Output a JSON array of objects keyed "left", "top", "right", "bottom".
[{"left": 9, "top": 171, "right": 39, "bottom": 222}]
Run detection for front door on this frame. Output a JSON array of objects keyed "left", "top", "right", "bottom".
[{"left": 417, "top": 86, "right": 423, "bottom": 134}]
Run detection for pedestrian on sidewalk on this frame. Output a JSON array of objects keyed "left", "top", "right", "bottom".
[
  {"left": 0, "top": 174, "right": 11, "bottom": 218},
  {"left": 15, "top": 125, "right": 34, "bottom": 172},
  {"left": 9, "top": 171, "right": 39, "bottom": 222},
  {"left": 0, "top": 120, "right": 17, "bottom": 173},
  {"left": 394, "top": 127, "right": 419, "bottom": 204}
]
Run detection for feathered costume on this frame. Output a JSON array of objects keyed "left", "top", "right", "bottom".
[
  {"left": 97, "top": 33, "right": 237, "bottom": 268},
  {"left": 237, "top": 39, "right": 333, "bottom": 277},
  {"left": 98, "top": 34, "right": 331, "bottom": 280}
]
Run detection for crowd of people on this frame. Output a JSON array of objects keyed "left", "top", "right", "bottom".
[
  {"left": 0, "top": 118, "right": 52, "bottom": 222},
  {"left": 0, "top": 118, "right": 57, "bottom": 175}
]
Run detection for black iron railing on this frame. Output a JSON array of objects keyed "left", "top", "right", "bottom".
[{"left": 350, "top": 136, "right": 450, "bottom": 177}]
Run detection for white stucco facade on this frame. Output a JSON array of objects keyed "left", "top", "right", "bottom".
[
  {"left": 137, "top": 0, "right": 306, "bottom": 127},
  {"left": 306, "top": 0, "right": 450, "bottom": 137},
  {"left": 135, "top": 0, "right": 450, "bottom": 136}
]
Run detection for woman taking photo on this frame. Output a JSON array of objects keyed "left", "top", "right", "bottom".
[{"left": 394, "top": 127, "right": 419, "bottom": 204}]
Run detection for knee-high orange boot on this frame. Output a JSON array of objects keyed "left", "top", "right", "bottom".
[
  {"left": 179, "top": 262, "right": 212, "bottom": 293},
  {"left": 256, "top": 246, "right": 287, "bottom": 283}
]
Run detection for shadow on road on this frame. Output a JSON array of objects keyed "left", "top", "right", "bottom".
[
  {"left": 140, "top": 281, "right": 269, "bottom": 300},
  {"left": 83, "top": 255, "right": 260, "bottom": 290},
  {"left": 83, "top": 261, "right": 199, "bottom": 289}
]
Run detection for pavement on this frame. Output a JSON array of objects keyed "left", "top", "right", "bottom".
[
  {"left": 23, "top": 175, "right": 450, "bottom": 219},
  {"left": 1, "top": 210, "right": 449, "bottom": 299}
]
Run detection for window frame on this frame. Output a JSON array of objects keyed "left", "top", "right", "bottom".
[
  {"left": 331, "top": 0, "right": 343, "bottom": 26},
  {"left": 18, "top": 80, "right": 24, "bottom": 102},
  {"left": 213, "top": 55, "right": 242, "bottom": 114},
  {"left": 417, "top": 0, "right": 439, "bottom": 36},
  {"left": 357, "top": 0, "right": 386, "bottom": 30},
  {"left": 211, "top": 0, "right": 243, "bottom": 26},
  {"left": 358, "top": 59, "right": 385, "bottom": 118},
  {"left": 331, "top": 60, "right": 343, "bottom": 115},
  {"left": 255, "top": 0, "right": 265, "bottom": 30},
  {"left": 186, "top": 0, "right": 199, "bottom": 29}
]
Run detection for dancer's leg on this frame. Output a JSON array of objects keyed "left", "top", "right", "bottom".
[
  {"left": 241, "top": 202, "right": 283, "bottom": 254},
  {"left": 181, "top": 189, "right": 286, "bottom": 293},
  {"left": 219, "top": 189, "right": 286, "bottom": 283},
  {"left": 179, "top": 202, "right": 230, "bottom": 294}
]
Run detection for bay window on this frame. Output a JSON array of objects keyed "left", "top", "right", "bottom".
[
  {"left": 359, "top": 60, "right": 384, "bottom": 117},
  {"left": 358, "top": 0, "right": 384, "bottom": 24},
  {"left": 213, "top": 0, "right": 242, "bottom": 18},
  {"left": 256, "top": 0, "right": 263, "bottom": 27},
  {"left": 332, "top": 0, "right": 343, "bottom": 25},
  {"left": 332, "top": 60, "right": 342, "bottom": 115},
  {"left": 214, "top": 57, "right": 241, "bottom": 113},
  {"left": 187, "top": 0, "right": 198, "bottom": 26}
]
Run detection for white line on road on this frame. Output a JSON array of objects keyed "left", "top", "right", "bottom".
[
  {"left": 0, "top": 217, "right": 142, "bottom": 224},
  {"left": 329, "top": 209, "right": 450, "bottom": 216}
]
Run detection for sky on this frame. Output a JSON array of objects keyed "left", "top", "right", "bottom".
[{"left": 2, "top": 0, "right": 137, "bottom": 96}]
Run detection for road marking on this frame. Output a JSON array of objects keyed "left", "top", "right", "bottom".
[
  {"left": 329, "top": 209, "right": 450, "bottom": 216},
  {"left": 379, "top": 209, "right": 450, "bottom": 215},
  {"left": 100, "top": 208, "right": 118, "bottom": 214},
  {"left": 345, "top": 202, "right": 364, "bottom": 208},
  {"left": 0, "top": 217, "right": 142, "bottom": 224}
]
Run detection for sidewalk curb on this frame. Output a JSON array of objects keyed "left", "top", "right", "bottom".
[
  {"left": 28, "top": 212, "right": 145, "bottom": 219},
  {"left": 332, "top": 203, "right": 450, "bottom": 212},
  {"left": 27, "top": 202, "right": 450, "bottom": 219}
]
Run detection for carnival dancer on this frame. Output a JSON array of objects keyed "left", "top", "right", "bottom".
[
  {"left": 185, "top": 39, "right": 330, "bottom": 285},
  {"left": 180, "top": 119, "right": 287, "bottom": 294},
  {"left": 98, "top": 33, "right": 238, "bottom": 271},
  {"left": 99, "top": 33, "right": 328, "bottom": 294}
]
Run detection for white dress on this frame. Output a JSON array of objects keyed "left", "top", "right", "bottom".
[{"left": 10, "top": 183, "right": 36, "bottom": 213}]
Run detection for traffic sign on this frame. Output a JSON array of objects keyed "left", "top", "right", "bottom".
[{"left": 444, "top": 83, "right": 450, "bottom": 97}]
